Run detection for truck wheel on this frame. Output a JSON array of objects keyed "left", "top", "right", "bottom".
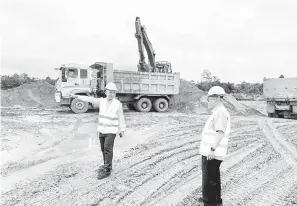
[
  {"left": 70, "top": 98, "right": 89, "bottom": 114},
  {"left": 153, "top": 98, "right": 169, "bottom": 112},
  {"left": 136, "top": 98, "right": 152, "bottom": 112}
]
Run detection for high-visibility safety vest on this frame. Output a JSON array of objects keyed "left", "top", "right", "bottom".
[
  {"left": 199, "top": 104, "right": 231, "bottom": 160},
  {"left": 98, "top": 98, "right": 122, "bottom": 134}
]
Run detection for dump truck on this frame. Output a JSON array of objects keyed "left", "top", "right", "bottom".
[
  {"left": 263, "top": 77, "right": 297, "bottom": 117},
  {"left": 54, "top": 62, "right": 180, "bottom": 113}
]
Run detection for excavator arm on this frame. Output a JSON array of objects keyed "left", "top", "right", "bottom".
[
  {"left": 141, "top": 25, "right": 156, "bottom": 72},
  {"left": 134, "top": 17, "right": 172, "bottom": 73},
  {"left": 135, "top": 17, "right": 149, "bottom": 72}
]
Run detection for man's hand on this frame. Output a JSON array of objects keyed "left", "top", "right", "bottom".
[
  {"left": 119, "top": 131, "right": 124, "bottom": 138},
  {"left": 207, "top": 149, "right": 216, "bottom": 160}
]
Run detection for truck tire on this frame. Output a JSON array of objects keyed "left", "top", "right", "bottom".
[
  {"left": 153, "top": 98, "right": 169, "bottom": 112},
  {"left": 136, "top": 98, "right": 152, "bottom": 112},
  {"left": 70, "top": 98, "right": 89, "bottom": 114}
]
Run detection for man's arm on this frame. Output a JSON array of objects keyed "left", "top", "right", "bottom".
[
  {"left": 117, "top": 103, "right": 126, "bottom": 133},
  {"left": 72, "top": 95, "right": 101, "bottom": 107}
]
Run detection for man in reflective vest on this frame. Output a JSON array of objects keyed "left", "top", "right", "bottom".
[
  {"left": 71, "top": 82, "right": 126, "bottom": 179},
  {"left": 199, "top": 86, "right": 231, "bottom": 206}
]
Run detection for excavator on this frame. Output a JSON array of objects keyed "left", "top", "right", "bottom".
[{"left": 135, "top": 17, "right": 172, "bottom": 74}]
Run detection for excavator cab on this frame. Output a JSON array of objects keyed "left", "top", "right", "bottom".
[{"left": 156, "top": 61, "right": 172, "bottom": 73}]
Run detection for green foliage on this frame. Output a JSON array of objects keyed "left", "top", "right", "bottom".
[
  {"left": 45, "top": 77, "right": 57, "bottom": 86},
  {"left": 194, "top": 70, "right": 263, "bottom": 94},
  {"left": 1, "top": 73, "right": 56, "bottom": 90}
]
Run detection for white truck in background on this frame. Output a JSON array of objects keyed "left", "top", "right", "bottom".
[{"left": 263, "top": 77, "right": 297, "bottom": 118}]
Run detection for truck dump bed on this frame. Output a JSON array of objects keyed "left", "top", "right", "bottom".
[
  {"left": 113, "top": 70, "right": 180, "bottom": 95},
  {"left": 263, "top": 78, "right": 297, "bottom": 100}
]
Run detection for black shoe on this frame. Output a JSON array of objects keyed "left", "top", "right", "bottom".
[
  {"left": 96, "top": 165, "right": 105, "bottom": 172},
  {"left": 96, "top": 166, "right": 112, "bottom": 173},
  {"left": 97, "top": 169, "right": 111, "bottom": 180}
]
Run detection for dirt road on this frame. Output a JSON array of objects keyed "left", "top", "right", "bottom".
[{"left": 1, "top": 107, "right": 297, "bottom": 206}]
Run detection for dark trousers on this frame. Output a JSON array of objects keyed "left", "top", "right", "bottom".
[
  {"left": 99, "top": 133, "right": 116, "bottom": 171},
  {"left": 202, "top": 155, "right": 223, "bottom": 205}
]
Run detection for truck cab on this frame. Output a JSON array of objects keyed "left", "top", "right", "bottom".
[{"left": 55, "top": 63, "right": 112, "bottom": 113}]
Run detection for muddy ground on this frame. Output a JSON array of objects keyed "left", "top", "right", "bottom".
[{"left": 1, "top": 103, "right": 297, "bottom": 206}]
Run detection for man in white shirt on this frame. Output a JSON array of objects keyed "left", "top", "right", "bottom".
[
  {"left": 199, "top": 86, "right": 231, "bottom": 206},
  {"left": 71, "top": 82, "right": 126, "bottom": 179}
]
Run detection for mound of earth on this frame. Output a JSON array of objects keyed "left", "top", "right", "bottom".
[
  {"left": 170, "top": 79, "right": 207, "bottom": 113},
  {"left": 1, "top": 82, "right": 58, "bottom": 108},
  {"left": 171, "top": 79, "right": 263, "bottom": 116}
]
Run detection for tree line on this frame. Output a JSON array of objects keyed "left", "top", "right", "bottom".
[
  {"left": 191, "top": 70, "right": 263, "bottom": 95},
  {"left": 1, "top": 73, "right": 56, "bottom": 90},
  {"left": 1, "top": 70, "right": 283, "bottom": 94}
]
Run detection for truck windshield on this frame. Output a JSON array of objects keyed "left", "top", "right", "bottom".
[{"left": 61, "top": 67, "right": 78, "bottom": 82}]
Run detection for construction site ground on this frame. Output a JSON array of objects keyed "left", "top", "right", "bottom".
[{"left": 1, "top": 102, "right": 297, "bottom": 206}]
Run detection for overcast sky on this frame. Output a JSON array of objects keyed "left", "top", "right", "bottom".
[{"left": 1, "top": 0, "right": 297, "bottom": 83}]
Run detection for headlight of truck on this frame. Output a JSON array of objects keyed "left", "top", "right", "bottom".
[{"left": 55, "top": 92, "right": 61, "bottom": 102}]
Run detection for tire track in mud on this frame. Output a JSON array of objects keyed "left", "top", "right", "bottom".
[
  {"left": 1, "top": 117, "right": 85, "bottom": 189},
  {"left": 46, "top": 119, "right": 204, "bottom": 205},
  {"left": 40, "top": 118, "right": 262, "bottom": 206},
  {"left": 113, "top": 155, "right": 200, "bottom": 205},
  {"left": 89, "top": 121, "right": 269, "bottom": 206},
  {"left": 229, "top": 124, "right": 260, "bottom": 136},
  {"left": 1, "top": 116, "right": 89, "bottom": 206},
  {"left": 175, "top": 118, "right": 274, "bottom": 206},
  {"left": 165, "top": 142, "right": 265, "bottom": 206},
  {"left": 278, "top": 184, "right": 297, "bottom": 206},
  {"left": 2, "top": 148, "right": 103, "bottom": 206},
  {"left": 31, "top": 116, "right": 84, "bottom": 156},
  {"left": 140, "top": 123, "right": 203, "bottom": 143},
  {"left": 4, "top": 115, "right": 284, "bottom": 206},
  {"left": 221, "top": 144, "right": 280, "bottom": 191},
  {"left": 142, "top": 138, "right": 262, "bottom": 206},
  {"left": 244, "top": 169, "right": 297, "bottom": 206},
  {"left": 32, "top": 135, "right": 201, "bottom": 205},
  {"left": 176, "top": 118, "right": 297, "bottom": 206},
  {"left": 117, "top": 154, "right": 201, "bottom": 206},
  {"left": 270, "top": 120, "right": 297, "bottom": 149},
  {"left": 219, "top": 118, "right": 297, "bottom": 205},
  {"left": 67, "top": 144, "right": 200, "bottom": 205},
  {"left": 258, "top": 118, "right": 297, "bottom": 167},
  {"left": 223, "top": 161, "right": 290, "bottom": 205},
  {"left": 143, "top": 165, "right": 200, "bottom": 206},
  {"left": 1, "top": 162, "right": 82, "bottom": 206},
  {"left": 105, "top": 139, "right": 264, "bottom": 206}
]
